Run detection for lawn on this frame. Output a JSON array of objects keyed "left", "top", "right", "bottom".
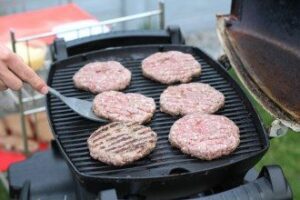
[
  {"left": 0, "top": 178, "right": 8, "bottom": 200},
  {"left": 251, "top": 86, "right": 300, "bottom": 199},
  {"left": 256, "top": 132, "right": 300, "bottom": 199},
  {"left": 228, "top": 69, "right": 300, "bottom": 199}
]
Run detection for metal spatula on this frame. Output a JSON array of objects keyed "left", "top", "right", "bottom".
[{"left": 48, "top": 87, "right": 107, "bottom": 123}]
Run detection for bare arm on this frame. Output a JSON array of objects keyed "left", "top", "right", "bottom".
[{"left": 0, "top": 44, "right": 48, "bottom": 94}]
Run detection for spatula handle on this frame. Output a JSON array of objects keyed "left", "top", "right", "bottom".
[{"left": 48, "top": 87, "right": 66, "bottom": 101}]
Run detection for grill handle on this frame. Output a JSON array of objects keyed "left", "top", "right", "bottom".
[
  {"left": 51, "top": 25, "right": 185, "bottom": 61},
  {"left": 198, "top": 165, "right": 292, "bottom": 200},
  {"left": 48, "top": 87, "right": 67, "bottom": 103}
]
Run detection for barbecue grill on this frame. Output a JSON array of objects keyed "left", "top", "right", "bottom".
[
  {"left": 7, "top": 3, "right": 295, "bottom": 197},
  {"left": 8, "top": 27, "right": 292, "bottom": 200},
  {"left": 47, "top": 44, "right": 268, "bottom": 184}
]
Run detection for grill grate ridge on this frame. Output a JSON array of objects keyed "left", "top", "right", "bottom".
[{"left": 47, "top": 45, "right": 267, "bottom": 180}]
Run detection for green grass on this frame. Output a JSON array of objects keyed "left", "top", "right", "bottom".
[
  {"left": 228, "top": 69, "right": 300, "bottom": 199},
  {"left": 0, "top": 179, "right": 8, "bottom": 200},
  {"left": 256, "top": 133, "right": 300, "bottom": 198}
]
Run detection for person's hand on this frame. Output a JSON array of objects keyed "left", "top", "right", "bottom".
[{"left": 0, "top": 44, "right": 48, "bottom": 94}]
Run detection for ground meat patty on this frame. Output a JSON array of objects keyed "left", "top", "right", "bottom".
[
  {"left": 169, "top": 113, "right": 240, "bottom": 160},
  {"left": 93, "top": 91, "right": 156, "bottom": 124},
  {"left": 142, "top": 51, "right": 201, "bottom": 84},
  {"left": 73, "top": 61, "right": 131, "bottom": 93},
  {"left": 87, "top": 122, "right": 157, "bottom": 166},
  {"left": 160, "top": 83, "right": 225, "bottom": 116}
]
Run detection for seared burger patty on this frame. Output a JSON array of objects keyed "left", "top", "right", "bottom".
[
  {"left": 160, "top": 83, "right": 225, "bottom": 116},
  {"left": 93, "top": 91, "right": 156, "bottom": 124},
  {"left": 87, "top": 122, "right": 157, "bottom": 166},
  {"left": 141, "top": 51, "right": 201, "bottom": 84},
  {"left": 73, "top": 61, "right": 131, "bottom": 93},
  {"left": 169, "top": 113, "right": 240, "bottom": 160}
]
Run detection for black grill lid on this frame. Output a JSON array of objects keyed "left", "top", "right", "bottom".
[{"left": 46, "top": 45, "right": 268, "bottom": 183}]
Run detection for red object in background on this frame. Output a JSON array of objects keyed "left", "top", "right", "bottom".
[
  {"left": 0, "top": 142, "right": 49, "bottom": 171},
  {"left": 0, "top": 3, "right": 96, "bottom": 172},
  {"left": 0, "top": 3, "right": 96, "bottom": 44},
  {"left": 0, "top": 151, "right": 25, "bottom": 171}
]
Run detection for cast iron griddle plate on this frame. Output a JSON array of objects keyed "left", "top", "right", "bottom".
[{"left": 46, "top": 45, "right": 268, "bottom": 181}]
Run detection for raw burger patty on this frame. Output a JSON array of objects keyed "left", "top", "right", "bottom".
[
  {"left": 73, "top": 61, "right": 131, "bottom": 93},
  {"left": 169, "top": 113, "right": 240, "bottom": 160},
  {"left": 93, "top": 91, "right": 156, "bottom": 124},
  {"left": 160, "top": 83, "right": 225, "bottom": 116},
  {"left": 87, "top": 122, "right": 157, "bottom": 166},
  {"left": 141, "top": 51, "right": 201, "bottom": 84}
]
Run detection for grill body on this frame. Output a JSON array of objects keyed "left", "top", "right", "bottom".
[
  {"left": 8, "top": 143, "right": 292, "bottom": 200},
  {"left": 46, "top": 45, "right": 268, "bottom": 189}
]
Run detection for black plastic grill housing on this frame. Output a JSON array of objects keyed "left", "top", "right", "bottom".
[{"left": 46, "top": 45, "right": 268, "bottom": 183}]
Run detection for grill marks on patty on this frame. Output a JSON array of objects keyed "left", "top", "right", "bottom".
[
  {"left": 93, "top": 91, "right": 156, "bottom": 124},
  {"left": 160, "top": 83, "right": 225, "bottom": 116},
  {"left": 87, "top": 122, "right": 157, "bottom": 166},
  {"left": 73, "top": 61, "right": 131, "bottom": 93},
  {"left": 142, "top": 51, "right": 201, "bottom": 84},
  {"left": 91, "top": 127, "right": 152, "bottom": 150},
  {"left": 88, "top": 122, "right": 120, "bottom": 141}
]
